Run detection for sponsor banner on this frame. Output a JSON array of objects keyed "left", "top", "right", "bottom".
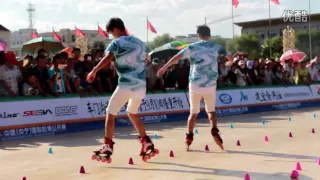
[
  {"left": 187, "top": 86, "right": 315, "bottom": 108},
  {"left": 310, "top": 84, "right": 320, "bottom": 97},
  {"left": 83, "top": 92, "right": 189, "bottom": 118},
  {"left": 0, "top": 124, "right": 68, "bottom": 140},
  {"left": 0, "top": 98, "right": 84, "bottom": 126}
]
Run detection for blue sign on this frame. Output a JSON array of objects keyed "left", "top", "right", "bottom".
[
  {"left": 240, "top": 91, "right": 248, "bottom": 102},
  {"left": 219, "top": 94, "right": 232, "bottom": 104}
]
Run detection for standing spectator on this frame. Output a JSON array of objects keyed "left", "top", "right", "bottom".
[
  {"left": 251, "top": 59, "right": 262, "bottom": 85},
  {"left": 264, "top": 60, "right": 274, "bottom": 85},
  {"left": 235, "top": 60, "right": 247, "bottom": 87},
  {"left": 217, "top": 57, "right": 229, "bottom": 87},
  {"left": 227, "top": 63, "right": 237, "bottom": 85},
  {"left": 296, "top": 60, "right": 311, "bottom": 85},
  {"left": 48, "top": 55, "right": 71, "bottom": 95},
  {"left": 163, "top": 65, "right": 178, "bottom": 90},
  {"left": 146, "top": 58, "right": 165, "bottom": 93},
  {"left": 0, "top": 51, "right": 21, "bottom": 97},
  {"left": 23, "top": 75, "right": 40, "bottom": 96},
  {"left": 176, "top": 59, "right": 189, "bottom": 90},
  {"left": 245, "top": 60, "right": 254, "bottom": 85},
  {"left": 28, "top": 55, "right": 51, "bottom": 95},
  {"left": 307, "top": 59, "right": 318, "bottom": 82},
  {"left": 274, "top": 64, "right": 285, "bottom": 84},
  {"left": 37, "top": 49, "right": 49, "bottom": 58},
  {"left": 65, "top": 59, "right": 80, "bottom": 93},
  {"left": 283, "top": 59, "right": 294, "bottom": 84}
]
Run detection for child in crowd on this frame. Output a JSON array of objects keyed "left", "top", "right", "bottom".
[{"left": 23, "top": 75, "right": 39, "bottom": 96}]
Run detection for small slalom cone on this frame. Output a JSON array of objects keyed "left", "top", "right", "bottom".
[
  {"left": 244, "top": 173, "right": 250, "bottom": 180},
  {"left": 264, "top": 136, "right": 269, "bottom": 142},
  {"left": 296, "top": 162, "right": 302, "bottom": 170},
  {"left": 312, "top": 128, "right": 316, "bottom": 134},
  {"left": 313, "top": 114, "right": 316, "bottom": 118},
  {"left": 154, "top": 133, "right": 159, "bottom": 139},
  {"left": 128, "top": 157, "right": 134, "bottom": 165},
  {"left": 22, "top": 177, "right": 27, "bottom": 180},
  {"left": 169, "top": 151, "right": 174, "bottom": 157},
  {"left": 230, "top": 124, "right": 234, "bottom": 129},
  {"left": 261, "top": 120, "right": 265, "bottom": 124},
  {"left": 79, "top": 166, "right": 86, "bottom": 174},
  {"left": 237, "top": 140, "right": 241, "bottom": 146},
  {"left": 288, "top": 117, "right": 292, "bottom": 121},
  {"left": 290, "top": 170, "right": 299, "bottom": 179},
  {"left": 289, "top": 132, "right": 293, "bottom": 138},
  {"left": 48, "top": 147, "right": 53, "bottom": 154},
  {"left": 195, "top": 129, "right": 199, "bottom": 134},
  {"left": 205, "top": 145, "right": 209, "bottom": 152}
]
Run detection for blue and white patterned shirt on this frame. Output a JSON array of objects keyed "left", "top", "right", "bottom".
[{"left": 106, "top": 36, "right": 147, "bottom": 91}]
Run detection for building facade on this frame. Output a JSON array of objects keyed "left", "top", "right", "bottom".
[
  {"left": 234, "top": 13, "right": 320, "bottom": 45},
  {"left": 9, "top": 28, "right": 112, "bottom": 57},
  {"left": 0, "top": 25, "right": 11, "bottom": 48}
]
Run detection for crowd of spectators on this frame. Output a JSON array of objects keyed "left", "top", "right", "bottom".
[{"left": 0, "top": 49, "right": 319, "bottom": 98}]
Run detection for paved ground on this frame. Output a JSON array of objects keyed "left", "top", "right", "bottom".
[{"left": 1, "top": 107, "right": 319, "bottom": 180}]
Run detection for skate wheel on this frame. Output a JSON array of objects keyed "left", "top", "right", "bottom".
[
  {"left": 96, "top": 156, "right": 101, "bottom": 161},
  {"left": 91, "top": 155, "right": 96, "bottom": 160},
  {"left": 150, "top": 152, "right": 155, "bottom": 157},
  {"left": 106, "top": 158, "right": 112, "bottom": 164},
  {"left": 154, "top": 149, "right": 160, "bottom": 154},
  {"left": 146, "top": 155, "right": 151, "bottom": 159},
  {"left": 101, "top": 159, "right": 106, "bottom": 163},
  {"left": 142, "top": 156, "right": 148, "bottom": 162}
]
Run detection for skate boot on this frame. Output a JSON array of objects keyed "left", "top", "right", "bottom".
[
  {"left": 185, "top": 132, "right": 194, "bottom": 151},
  {"left": 139, "top": 136, "right": 160, "bottom": 162},
  {"left": 91, "top": 138, "right": 114, "bottom": 163},
  {"left": 211, "top": 127, "right": 224, "bottom": 150}
]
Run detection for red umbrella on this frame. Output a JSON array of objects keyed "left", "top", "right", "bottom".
[{"left": 280, "top": 49, "right": 307, "bottom": 63}]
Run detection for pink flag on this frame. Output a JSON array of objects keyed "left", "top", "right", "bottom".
[
  {"left": 232, "top": 0, "right": 239, "bottom": 7},
  {"left": 32, "top": 31, "right": 39, "bottom": 39},
  {"left": 98, "top": 25, "right": 109, "bottom": 38},
  {"left": 75, "top": 26, "right": 86, "bottom": 37},
  {"left": 147, "top": 19, "right": 157, "bottom": 34},
  {"left": 270, "top": 0, "right": 280, "bottom": 5},
  {"left": 53, "top": 30, "right": 62, "bottom": 42}
]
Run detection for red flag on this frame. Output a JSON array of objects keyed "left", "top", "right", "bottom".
[
  {"left": 125, "top": 27, "right": 130, "bottom": 35},
  {"left": 147, "top": 19, "right": 157, "bottom": 34},
  {"left": 98, "top": 25, "right": 109, "bottom": 38},
  {"left": 232, "top": 0, "right": 239, "bottom": 7},
  {"left": 75, "top": 26, "right": 86, "bottom": 37},
  {"left": 270, "top": 0, "right": 280, "bottom": 5},
  {"left": 53, "top": 30, "right": 62, "bottom": 42},
  {"left": 32, "top": 31, "right": 39, "bottom": 39}
]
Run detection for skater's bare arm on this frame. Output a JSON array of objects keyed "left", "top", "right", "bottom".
[
  {"left": 163, "top": 54, "right": 183, "bottom": 69},
  {"left": 92, "top": 52, "right": 114, "bottom": 73}
]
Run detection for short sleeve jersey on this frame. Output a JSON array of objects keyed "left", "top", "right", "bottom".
[
  {"left": 177, "top": 40, "right": 226, "bottom": 91},
  {"left": 106, "top": 36, "right": 147, "bottom": 91}
]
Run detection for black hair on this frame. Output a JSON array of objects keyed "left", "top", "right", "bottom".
[
  {"left": 37, "top": 49, "right": 47, "bottom": 55},
  {"left": 197, "top": 25, "right": 211, "bottom": 37},
  {"left": 52, "top": 54, "right": 61, "bottom": 64},
  {"left": 72, "top": 48, "right": 80, "bottom": 53},
  {"left": 59, "top": 52, "right": 68, "bottom": 59},
  {"left": 36, "top": 55, "right": 46, "bottom": 61},
  {"left": 106, "top": 17, "right": 125, "bottom": 32}
]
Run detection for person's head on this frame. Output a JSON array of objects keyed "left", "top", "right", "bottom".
[
  {"left": 196, "top": 25, "right": 211, "bottom": 40},
  {"left": 59, "top": 52, "right": 68, "bottom": 62},
  {"left": 266, "top": 60, "right": 272, "bottom": 69},
  {"left": 294, "top": 62, "right": 300, "bottom": 69},
  {"left": 278, "top": 64, "right": 284, "bottom": 72},
  {"left": 36, "top": 55, "right": 47, "bottom": 68},
  {"left": 231, "top": 63, "right": 237, "bottom": 72},
  {"left": 253, "top": 59, "right": 259, "bottom": 68},
  {"left": 89, "top": 48, "right": 97, "bottom": 59},
  {"left": 4, "top": 51, "right": 18, "bottom": 68},
  {"left": 37, "top": 49, "right": 48, "bottom": 57},
  {"left": 72, "top": 48, "right": 81, "bottom": 60},
  {"left": 259, "top": 58, "right": 265, "bottom": 66},
  {"left": 152, "top": 58, "right": 161, "bottom": 70},
  {"left": 52, "top": 54, "right": 62, "bottom": 67},
  {"left": 238, "top": 60, "right": 245, "bottom": 69},
  {"left": 287, "top": 58, "right": 294, "bottom": 66},
  {"left": 300, "top": 60, "right": 307, "bottom": 68},
  {"left": 106, "top": 17, "right": 126, "bottom": 38}
]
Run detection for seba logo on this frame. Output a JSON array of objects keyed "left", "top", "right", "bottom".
[{"left": 23, "top": 109, "right": 53, "bottom": 116}]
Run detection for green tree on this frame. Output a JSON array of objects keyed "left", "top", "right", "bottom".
[
  {"left": 295, "top": 28, "right": 320, "bottom": 59},
  {"left": 148, "top": 33, "right": 175, "bottom": 50},
  {"left": 261, "top": 36, "right": 283, "bottom": 58},
  {"left": 226, "top": 32, "right": 260, "bottom": 59},
  {"left": 92, "top": 41, "right": 106, "bottom": 50},
  {"left": 211, "top": 35, "right": 229, "bottom": 49}
]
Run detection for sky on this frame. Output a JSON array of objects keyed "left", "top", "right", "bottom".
[{"left": 0, "top": 0, "right": 319, "bottom": 41}]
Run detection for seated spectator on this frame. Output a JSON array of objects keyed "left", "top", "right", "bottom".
[
  {"left": 28, "top": 55, "right": 51, "bottom": 96},
  {"left": 23, "top": 75, "right": 40, "bottom": 96},
  {"left": 274, "top": 64, "right": 285, "bottom": 84},
  {"left": 235, "top": 60, "right": 247, "bottom": 87},
  {"left": 146, "top": 58, "right": 165, "bottom": 93},
  {"left": 226, "top": 63, "right": 237, "bottom": 85},
  {"left": 245, "top": 60, "right": 254, "bottom": 85},
  {"left": 176, "top": 59, "right": 189, "bottom": 90},
  {"left": 296, "top": 60, "right": 311, "bottom": 85},
  {"left": 48, "top": 55, "right": 71, "bottom": 95},
  {"left": 264, "top": 60, "right": 274, "bottom": 85},
  {"left": 0, "top": 51, "right": 21, "bottom": 97},
  {"left": 65, "top": 59, "right": 80, "bottom": 93},
  {"left": 218, "top": 57, "right": 229, "bottom": 87},
  {"left": 307, "top": 59, "right": 318, "bottom": 82},
  {"left": 163, "top": 65, "right": 178, "bottom": 90},
  {"left": 283, "top": 59, "right": 294, "bottom": 83},
  {"left": 250, "top": 59, "right": 262, "bottom": 85}
]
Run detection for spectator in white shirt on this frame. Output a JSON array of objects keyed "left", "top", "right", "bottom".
[{"left": 307, "top": 59, "right": 317, "bottom": 82}]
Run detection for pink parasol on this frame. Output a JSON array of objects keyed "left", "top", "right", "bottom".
[
  {"left": 280, "top": 49, "right": 307, "bottom": 63},
  {"left": 0, "top": 42, "right": 7, "bottom": 51}
]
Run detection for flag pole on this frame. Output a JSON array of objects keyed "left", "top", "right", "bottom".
[
  {"left": 147, "top": 17, "right": 149, "bottom": 45},
  {"left": 268, "top": 0, "right": 272, "bottom": 58},
  {"left": 308, "top": 0, "right": 312, "bottom": 59},
  {"left": 232, "top": 0, "right": 234, "bottom": 39}
]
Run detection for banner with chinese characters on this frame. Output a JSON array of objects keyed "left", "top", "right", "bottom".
[{"left": 82, "top": 92, "right": 190, "bottom": 118}]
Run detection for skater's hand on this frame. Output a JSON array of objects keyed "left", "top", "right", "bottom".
[
  {"left": 157, "top": 66, "right": 168, "bottom": 77},
  {"left": 87, "top": 70, "right": 97, "bottom": 83}
]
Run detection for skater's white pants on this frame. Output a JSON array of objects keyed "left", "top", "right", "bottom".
[
  {"left": 106, "top": 87, "right": 145, "bottom": 115},
  {"left": 189, "top": 87, "right": 216, "bottom": 114}
]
